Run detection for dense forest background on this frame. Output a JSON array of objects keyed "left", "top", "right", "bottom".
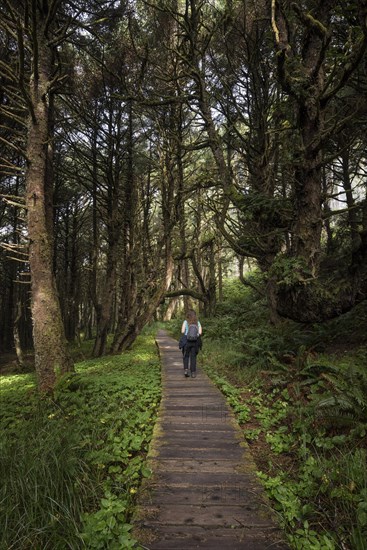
[{"left": 1, "top": 0, "right": 367, "bottom": 390}]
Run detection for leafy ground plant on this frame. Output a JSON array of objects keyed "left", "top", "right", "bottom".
[
  {"left": 199, "top": 282, "right": 367, "bottom": 550},
  {"left": 0, "top": 333, "right": 161, "bottom": 550}
]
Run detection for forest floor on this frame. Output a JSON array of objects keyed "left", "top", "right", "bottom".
[
  {"left": 0, "top": 343, "right": 91, "bottom": 375},
  {"left": 1, "top": 301, "right": 366, "bottom": 548},
  {"left": 0, "top": 352, "right": 33, "bottom": 374}
]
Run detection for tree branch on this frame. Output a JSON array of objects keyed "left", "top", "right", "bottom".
[
  {"left": 0, "top": 136, "right": 27, "bottom": 159},
  {"left": 164, "top": 288, "right": 207, "bottom": 302},
  {"left": 321, "top": 34, "right": 367, "bottom": 106}
]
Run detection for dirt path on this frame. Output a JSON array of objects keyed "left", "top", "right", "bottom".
[{"left": 133, "top": 330, "right": 289, "bottom": 549}]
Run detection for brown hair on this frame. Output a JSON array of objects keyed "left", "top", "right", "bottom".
[{"left": 186, "top": 309, "right": 198, "bottom": 324}]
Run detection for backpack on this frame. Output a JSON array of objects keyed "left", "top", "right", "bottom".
[{"left": 187, "top": 323, "right": 199, "bottom": 342}]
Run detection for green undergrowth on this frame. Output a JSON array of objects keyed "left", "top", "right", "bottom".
[
  {"left": 0, "top": 332, "right": 161, "bottom": 549},
  {"left": 205, "top": 363, "right": 367, "bottom": 549},
  {"left": 166, "top": 281, "right": 367, "bottom": 550}
]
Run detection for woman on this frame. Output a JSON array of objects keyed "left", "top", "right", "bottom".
[{"left": 181, "top": 309, "right": 202, "bottom": 378}]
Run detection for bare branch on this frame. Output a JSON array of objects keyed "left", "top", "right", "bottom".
[
  {"left": 0, "top": 136, "right": 27, "bottom": 159},
  {"left": 1, "top": 194, "right": 26, "bottom": 208}
]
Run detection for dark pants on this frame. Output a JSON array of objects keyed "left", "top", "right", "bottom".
[{"left": 183, "top": 342, "right": 197, "bottom": 372}]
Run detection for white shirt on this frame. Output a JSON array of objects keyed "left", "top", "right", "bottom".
[{"left": 181, "top": 319, "right": 202, "bottom": 336}]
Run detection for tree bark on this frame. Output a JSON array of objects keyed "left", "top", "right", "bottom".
[
  {"left": 13, "top": 299, "right": 25, "bottom": 370},
  {"left": 270, "top": 0, "right": 367, "bottom": 321},
  {"left": 25, "top": 15, "right": 73, "bottom": 391}
]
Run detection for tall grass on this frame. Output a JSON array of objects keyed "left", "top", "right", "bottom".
[{"left": 0, "top": 405, "right": 95, "bottom": 549}]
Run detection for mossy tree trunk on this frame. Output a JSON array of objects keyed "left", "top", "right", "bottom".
[
  {"left": 272, "top": 0, "right": 367, "bottom": 321},
  {"left": 25, "top": 6, "right": 73, "bottom": 391}
]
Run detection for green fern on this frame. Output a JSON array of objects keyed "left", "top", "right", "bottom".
[{"left": 309, "top": 365, "right": 367, "bottom": 427}]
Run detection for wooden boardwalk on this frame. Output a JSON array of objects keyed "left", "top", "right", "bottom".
[{"left": 132, "top": 330, "right": 289, "bottom": 549}]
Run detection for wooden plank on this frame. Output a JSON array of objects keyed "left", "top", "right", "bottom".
[
  {"left": 136, "top": 503, "right": 276, "bottom": 527},
  {"left": 138, "top": 484, "right": 265, "bottom": 506},
  {"left": 132, "top": 331, "right": 290, "bottom": 549}
]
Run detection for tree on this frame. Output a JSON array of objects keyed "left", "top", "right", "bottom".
[
  {"left": 271, "top": 0, "right": 367, "bottom": 321},
  {"left": 1, "top": 0, "right": 74, "bottom": 390}
]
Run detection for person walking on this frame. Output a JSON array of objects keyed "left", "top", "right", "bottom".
[{"left": 181, "top": 309, "right": 202, "bottom": 378}]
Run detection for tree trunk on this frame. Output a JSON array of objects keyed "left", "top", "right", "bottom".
[
  {"left": 92, "top": 258, "right": 118, "bottom": 357},
  {"left": 292, "top": 107, "right": 324, "bottom": 275},
  {"left": 270, "top": 1, "right": 367, "bottom": 321},
  {"left": 164, "top": 298, "right": 178, "bottom": 321},
  {"left": 110, "top": 101, "right": 137, "bottom": 354},
  {"left": 341, "top": 149, "right": 362, "bottom": 252},
  {"left": 13, "top": 299, "right": 25, "bottom": 370},
  {"left": 26, "top": 24, "right": 73, "bottom": 391},
  {"left": 117, "top": 253, "right": 175, "bottom": 352},
  {"left": 206, "top": 239, "right": 217, "bottom": 316},
  {"left": 92, "top": 100, "right": 125, "bottom": 357}
]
